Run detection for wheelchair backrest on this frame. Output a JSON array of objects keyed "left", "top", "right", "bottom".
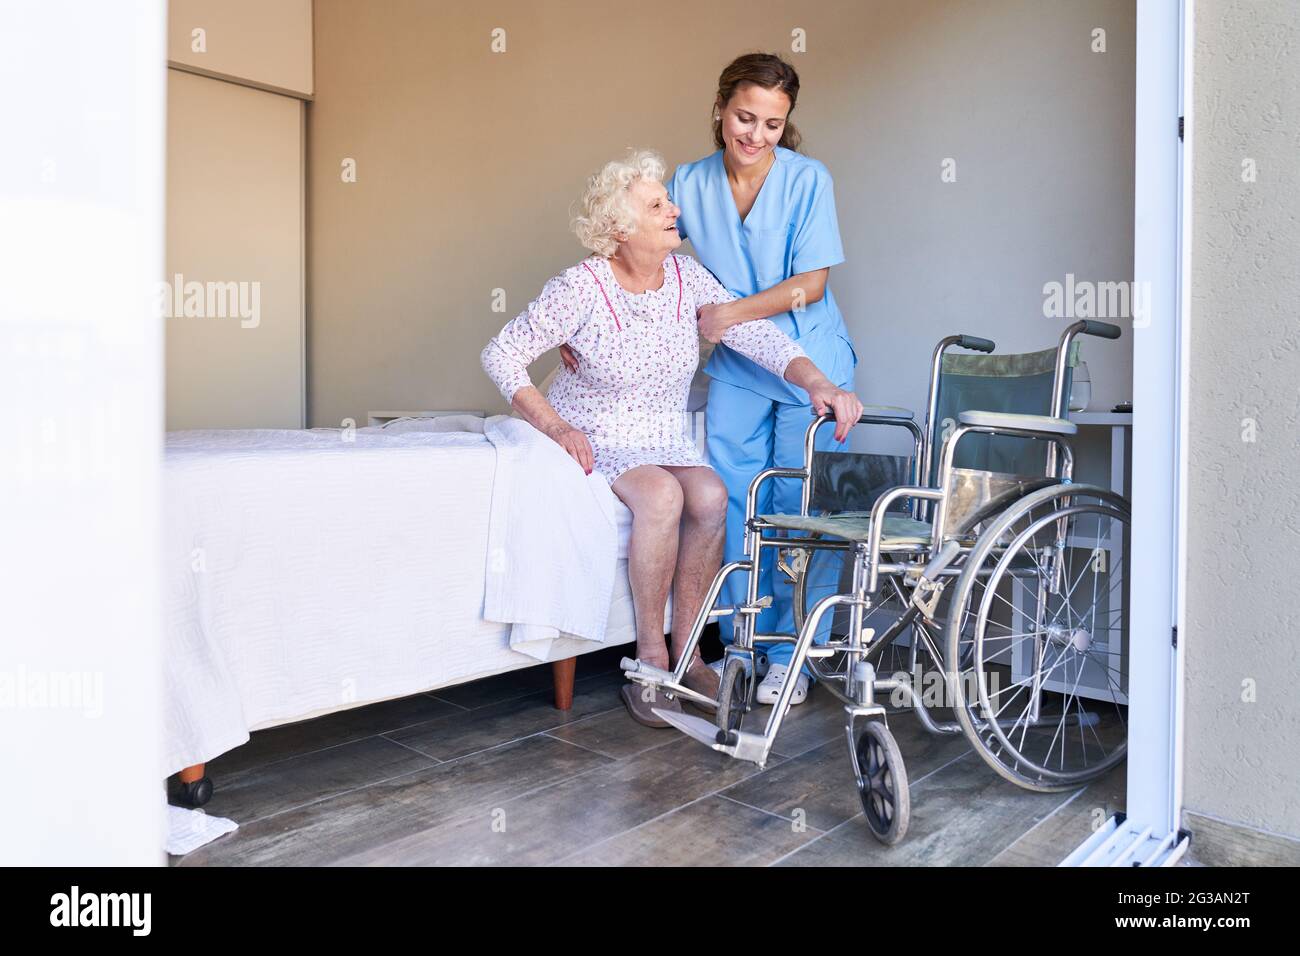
[
  {"left": 927, "top": 342, "right": 1079, "bottom": 487},
  {"left": 808, "top": 449, "right": 914, "bottom": 515},
  {"left": 924, "top": 342, "right": 1079, "bottom": 538}
]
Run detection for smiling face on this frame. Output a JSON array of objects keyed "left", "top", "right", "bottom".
[
  {"left": 617, "top": 177, "right": 682, "bottom": 260},
  {"left": 717, "top": 82, "right": 792, "bottom": 170}
]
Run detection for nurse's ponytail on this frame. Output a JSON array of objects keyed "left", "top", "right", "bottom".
[{"left": 712, "top": 53, "right": 802, "bottom": 152}]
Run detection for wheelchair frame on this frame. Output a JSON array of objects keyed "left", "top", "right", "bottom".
[{"left": 622, "top": 319, "right": 1130, "bottom": 845}]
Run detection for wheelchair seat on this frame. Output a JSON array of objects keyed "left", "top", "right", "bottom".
[
  {"left": 957, "top": 410, "right": 1077, "bottom": 436},
  {"left": 757, "top": 511, "right": 934, "bottom": 549}
]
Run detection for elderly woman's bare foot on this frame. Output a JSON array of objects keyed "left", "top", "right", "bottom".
[{"left": 635, "top": 639, "right": 671, "bottom": 673}]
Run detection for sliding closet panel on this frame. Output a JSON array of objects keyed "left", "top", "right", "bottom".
[{"left": 165, "top": 68, "right": 304, "bottom": 429}]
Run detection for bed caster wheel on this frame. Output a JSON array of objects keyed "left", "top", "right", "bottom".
[
  {"left": 173, "top": 775, "right": 214, "bottom": 808},
  {"left": 715, "top": 657, "right": 752, "bottom": 737},
  {"left": 855, "top": 721, "right": 909, "bottom": 845}
]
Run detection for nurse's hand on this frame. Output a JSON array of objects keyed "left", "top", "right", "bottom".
[
  {"left": 696, "top": 303, "right": 732, "bottom": 344},
  {"left": 543, "top": 419, "right": 595, "bottom": 475},
  {"left": 558, "top": 343, "right": 579, "bottom": 372},
  {"left": 808, "top": 383, "right": 865, "bottom": 444}
]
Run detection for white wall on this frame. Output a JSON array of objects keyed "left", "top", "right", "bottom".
[{"left": 0, "top": 0, "right": 166, "bottom": 865}]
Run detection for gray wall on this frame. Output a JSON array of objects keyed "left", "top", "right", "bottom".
[
  {"left": 306, "top": 0, "right": 1134, "bottom": 431},
  {"left": 1184, "top": 0, "right": 1300, "bottom": 840}
]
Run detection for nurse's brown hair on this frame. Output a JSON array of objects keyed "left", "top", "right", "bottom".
[{"left": 712, "top": 53, "right": 802, "bottom": 152}]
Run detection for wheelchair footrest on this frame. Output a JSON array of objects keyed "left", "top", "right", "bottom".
[
  {"left": 620, "top": 658, "right": 675, "bottom": 685},
  {"left": 653, "top": 708, "right": 726, "bottom": 748},
  {"left": 714, "top": 728, "right": 770, "bottom": 764}
]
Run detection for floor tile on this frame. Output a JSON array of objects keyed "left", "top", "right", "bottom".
[
  {"left": 202, "top": 735, "right": 440, "bottom": 825},
  {"left": 336, "top": 737, "right": 783, "bottom": 866},
  {"left": 181, "top": 734, "right": 610, "bottom": 866},
  {"left": 563, "top": 795, "right": 818, "bottom": 866}
]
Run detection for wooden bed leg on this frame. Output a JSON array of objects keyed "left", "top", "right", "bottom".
[
  {"left": 552, "top": 657, "right": 577, "bottom": 711},
  {"left": 178, "top": 763, "right": 206, "bottom": 784}
]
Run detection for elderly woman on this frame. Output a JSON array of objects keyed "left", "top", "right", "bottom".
[{"left": 481, "top": 149, "right": 863, "bottom": 727}]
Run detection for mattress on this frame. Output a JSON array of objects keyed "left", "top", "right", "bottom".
[{"left": 162, "top": 426, "right": 643, "bottom": 774}]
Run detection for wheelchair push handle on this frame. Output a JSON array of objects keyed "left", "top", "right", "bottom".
[
  {"left": 956, "top": 334, "right": 996, "bottom": 353},
  {"left": 1077, "top": 320, "right": 1122, "bottom": 340}
]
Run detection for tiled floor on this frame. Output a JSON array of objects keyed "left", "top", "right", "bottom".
[{"left": 176, "top": 647, "right": 1127, "bottom": 866}]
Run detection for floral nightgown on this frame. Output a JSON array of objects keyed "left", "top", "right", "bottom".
[{"left": 481, "top": 254, "right": 806, "bottom": 484}]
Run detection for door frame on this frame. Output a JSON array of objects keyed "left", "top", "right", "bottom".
[{"left": 1062, "top": 0, "right": 1193, "bottom": 867}]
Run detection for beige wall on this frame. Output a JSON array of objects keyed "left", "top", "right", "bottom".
[
  {"left": 307, "top": 0, "right": 1134, "bottom": 430},
  {"left": 168, "top": 0, "right": 314, "bottom": 97},
  {"left": 1185, "top": 0, "right": 1300, "bottom": 841}
]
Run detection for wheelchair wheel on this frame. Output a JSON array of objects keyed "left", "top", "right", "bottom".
[
  {"left": 944, "top": 485, "right": 1130, "bottom": 791},
  {"left": 715, "top": 656, "right": 752, "bottom": 736},
  {"left": 791, "top": 535, "right": 915, "bottom": 682},
  {"left": 853, "top": 720, "right": 909, "bottom": 845}
]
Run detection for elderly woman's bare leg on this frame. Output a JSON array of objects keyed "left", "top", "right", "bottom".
[
  {"left": 662, "top": 465, "right": 727, "bottom": 700},
  {"left": 662, "top": 466, "right": 727, "bottom": 659},
  {"left": 611, "top": 465, "right": 685, "bottom": 671}
]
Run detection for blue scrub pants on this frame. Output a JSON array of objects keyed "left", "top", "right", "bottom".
[{"left": 705, "top": 376, "right": 850, "bottom": 675}]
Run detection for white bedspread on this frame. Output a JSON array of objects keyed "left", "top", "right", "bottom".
[
  {"left": 162, "top": 420, "right": 628, "bottom": 775},
  {"left": 482, "top": 416, "right": 618, "bottom": 658}
]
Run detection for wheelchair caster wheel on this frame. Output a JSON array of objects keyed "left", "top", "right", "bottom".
[
  {"left": 855, "top": 722, "right": 909, "bottom": 845},
  {"left": 715, "top": 657, "right": 752, "bottom": 737},
  {"left": 173, "top": 775, "right": 214, "bottom": 808}
]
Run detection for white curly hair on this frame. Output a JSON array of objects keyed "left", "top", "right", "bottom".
[{"left": 571, "top": 148, "right": 667, "bottom": 257}]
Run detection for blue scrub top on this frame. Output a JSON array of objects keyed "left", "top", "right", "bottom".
[{"left": 668, "top": 146, "right": 858, "bottom": 404}]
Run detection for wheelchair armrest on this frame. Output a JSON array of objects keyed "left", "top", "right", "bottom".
[
  {"left": 744, "top": 466, "right": 807, "bottom": 524},
  {"left": 865, "top": 485, "right": 944, "bottom": 591},
  {"left": 808, "top": 405, "right": 914, "bottom": 422},
  {"left": 957, "top": 410, "right": 1077, "bottom": 437},
  {"left": 860, "top": 405, "right": 914, "bottom": 422}
]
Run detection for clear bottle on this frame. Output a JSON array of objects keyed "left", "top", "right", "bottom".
[{"left": 1069, "top": 361, "right": 1092, "bottom": 412}]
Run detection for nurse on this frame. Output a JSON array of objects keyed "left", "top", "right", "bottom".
[{"left": 671, "top": 52, "right": 860, "bottom": 707}]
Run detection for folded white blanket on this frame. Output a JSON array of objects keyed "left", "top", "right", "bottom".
[{"left": 482, "top": 416, "right": 619, "bottom": 659}]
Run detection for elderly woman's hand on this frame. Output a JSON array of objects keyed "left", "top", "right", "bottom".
[
  {"left": 558, "top": 343, "right": 579, "bottom": 373},
  {"left": 696, "top": 302, "right": 732, "bottom": 344},
  {"left": 807, "top": 382, "right": 865, "bottom": 443},
  {"left": 543, "top": 419, "right": 595, "bottom": 475}
]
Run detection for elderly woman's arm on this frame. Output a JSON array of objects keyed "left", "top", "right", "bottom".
[
  {"left": 720, "top": 321, "right": 864, "bottom": 444},
  {"left": 698, "top": 270, "right": 829, "bottom": 344},
  {"left": 684, "top": 257, "right": 864, "bottom": 442},
  {"left": 481, "top": 276, "right": 596, "bottom": 473}
]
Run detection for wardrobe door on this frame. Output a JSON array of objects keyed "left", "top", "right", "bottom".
[{"left": 165, "top": 68, "right": 304, "bottom": 429}]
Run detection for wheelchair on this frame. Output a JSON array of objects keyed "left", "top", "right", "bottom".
[{"left": 622, "top": 319, "right": 1131, "bottom": 845}]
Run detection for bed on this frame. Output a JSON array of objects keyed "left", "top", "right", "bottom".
[{"left": 162, "top": 413, "right": 672, "bottom": 804}]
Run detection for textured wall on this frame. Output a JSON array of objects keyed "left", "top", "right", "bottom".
[
  {"left": 1185, "top": 0, "right": 1300, "bottom": 838},
  {"left": 306, "top": 0, "right": 1134, "bottom": 431}
]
